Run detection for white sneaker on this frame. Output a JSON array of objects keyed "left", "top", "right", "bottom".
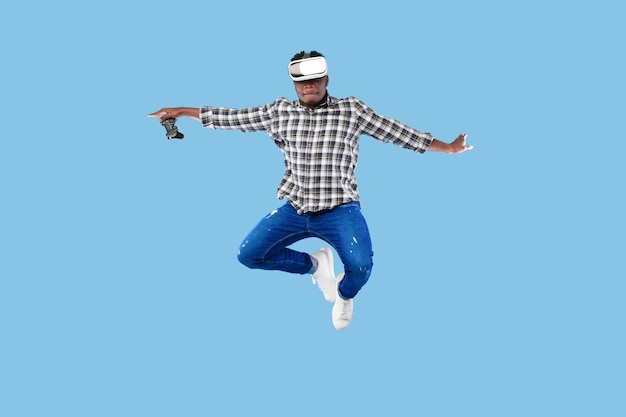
[
  {"left": 332, "top": 273, "right": 353, "bottom": 331},
  {"left": 311, "top": 248, "right": 337, "bottom": 303}
]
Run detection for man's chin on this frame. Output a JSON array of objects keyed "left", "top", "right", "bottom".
[{"left": 301, "top": 96, "right": 322, "bottom": 105}]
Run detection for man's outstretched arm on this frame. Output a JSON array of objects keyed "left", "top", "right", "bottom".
[
  {"left": 147, "top": 107, "right": 200, "bottom": 123},
  {"left": 428, "top": 133, "right": 473, "bottom": 154}
]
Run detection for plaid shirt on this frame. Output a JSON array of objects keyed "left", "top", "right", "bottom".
[{"left": 200, "top": 95, "right": 433, "bottom": 214}]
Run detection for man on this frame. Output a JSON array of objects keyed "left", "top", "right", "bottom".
[{"left": 148, "top": 51, "right": 472, "bottom": 330}]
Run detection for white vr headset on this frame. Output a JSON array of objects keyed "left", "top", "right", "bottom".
[{"left": 288, "top": 56, "right": 328, "bottom": 81}]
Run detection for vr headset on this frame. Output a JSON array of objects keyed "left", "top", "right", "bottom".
[{"left": 288, "top": 56, "right": 328, "bottom": 81}]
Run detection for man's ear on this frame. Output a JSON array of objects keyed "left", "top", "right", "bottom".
[{"left": 325, "top": 75, "right": 329, "bottom": 86}]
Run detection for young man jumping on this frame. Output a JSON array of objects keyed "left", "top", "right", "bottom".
[{"left": 148, "top": 50, "right": 472, "bottom": 330}]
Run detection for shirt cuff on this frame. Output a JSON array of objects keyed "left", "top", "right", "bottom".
[
  {"left": 414, "top": 133, "right": 434, "bottom": 153},
  {"left": 200, "top": 106, "right": 215, "bottom": 129}
]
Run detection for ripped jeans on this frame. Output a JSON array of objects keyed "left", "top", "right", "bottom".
[{"left": 237, "top": 201, "right": 373, "bottom": 299}]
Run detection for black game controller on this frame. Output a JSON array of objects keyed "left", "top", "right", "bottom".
[{"left": 161, "top": 118, "right": 184, "bottom": 139}]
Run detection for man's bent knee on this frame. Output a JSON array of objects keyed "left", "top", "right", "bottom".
[{"left": 237, "top": 243, "right": 264, "bottom": 269}]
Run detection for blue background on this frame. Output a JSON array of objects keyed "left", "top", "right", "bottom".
[{"left": 2, "top": 1, "right": 624, "bottom": 416}]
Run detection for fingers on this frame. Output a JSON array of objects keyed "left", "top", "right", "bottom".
[
  {"left": 147, "top": 109, "right": 168, "bottom": 118},
  {"left": 461, "top": 133, "right": 473, "bottom": 151},
  {"left": 147, "top": 109, "right": 176, "bottom": 124},
  {"left": 449, "top": 133, "right": 473, "bottom": 153}
]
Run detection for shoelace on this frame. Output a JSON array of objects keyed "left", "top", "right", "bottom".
[
  {"left": 337, "top": 299, "right": 351, "bottom": 318},
  {"left": 312, "top": 276, "right": 326, "bottom": 290},
  {"left": 312, "top": 275, "right": 334, "bottom": 294}
]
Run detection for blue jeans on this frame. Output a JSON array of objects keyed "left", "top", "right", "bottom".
[{"left": 237, "top": 201, "right": 374, "bottom": 299}]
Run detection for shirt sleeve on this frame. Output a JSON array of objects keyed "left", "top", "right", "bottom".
[
  {"left": 200, "top": 101, "right": 277, "bottom": 132},
  {"left": 355, "top": 99, "right": 433, "bottom": 153}
]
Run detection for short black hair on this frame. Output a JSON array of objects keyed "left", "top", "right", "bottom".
[{"left": 290, "top": 50, "right": 324, "bottom": 62}]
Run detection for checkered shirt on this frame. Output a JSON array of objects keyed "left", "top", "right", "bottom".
[{"left": 200, "top": 95, "right": 433, "bottom": 214}]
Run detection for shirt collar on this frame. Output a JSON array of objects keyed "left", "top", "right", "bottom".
[{"left": 295, "top": 93, "right": 335, "bottom": 110}]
